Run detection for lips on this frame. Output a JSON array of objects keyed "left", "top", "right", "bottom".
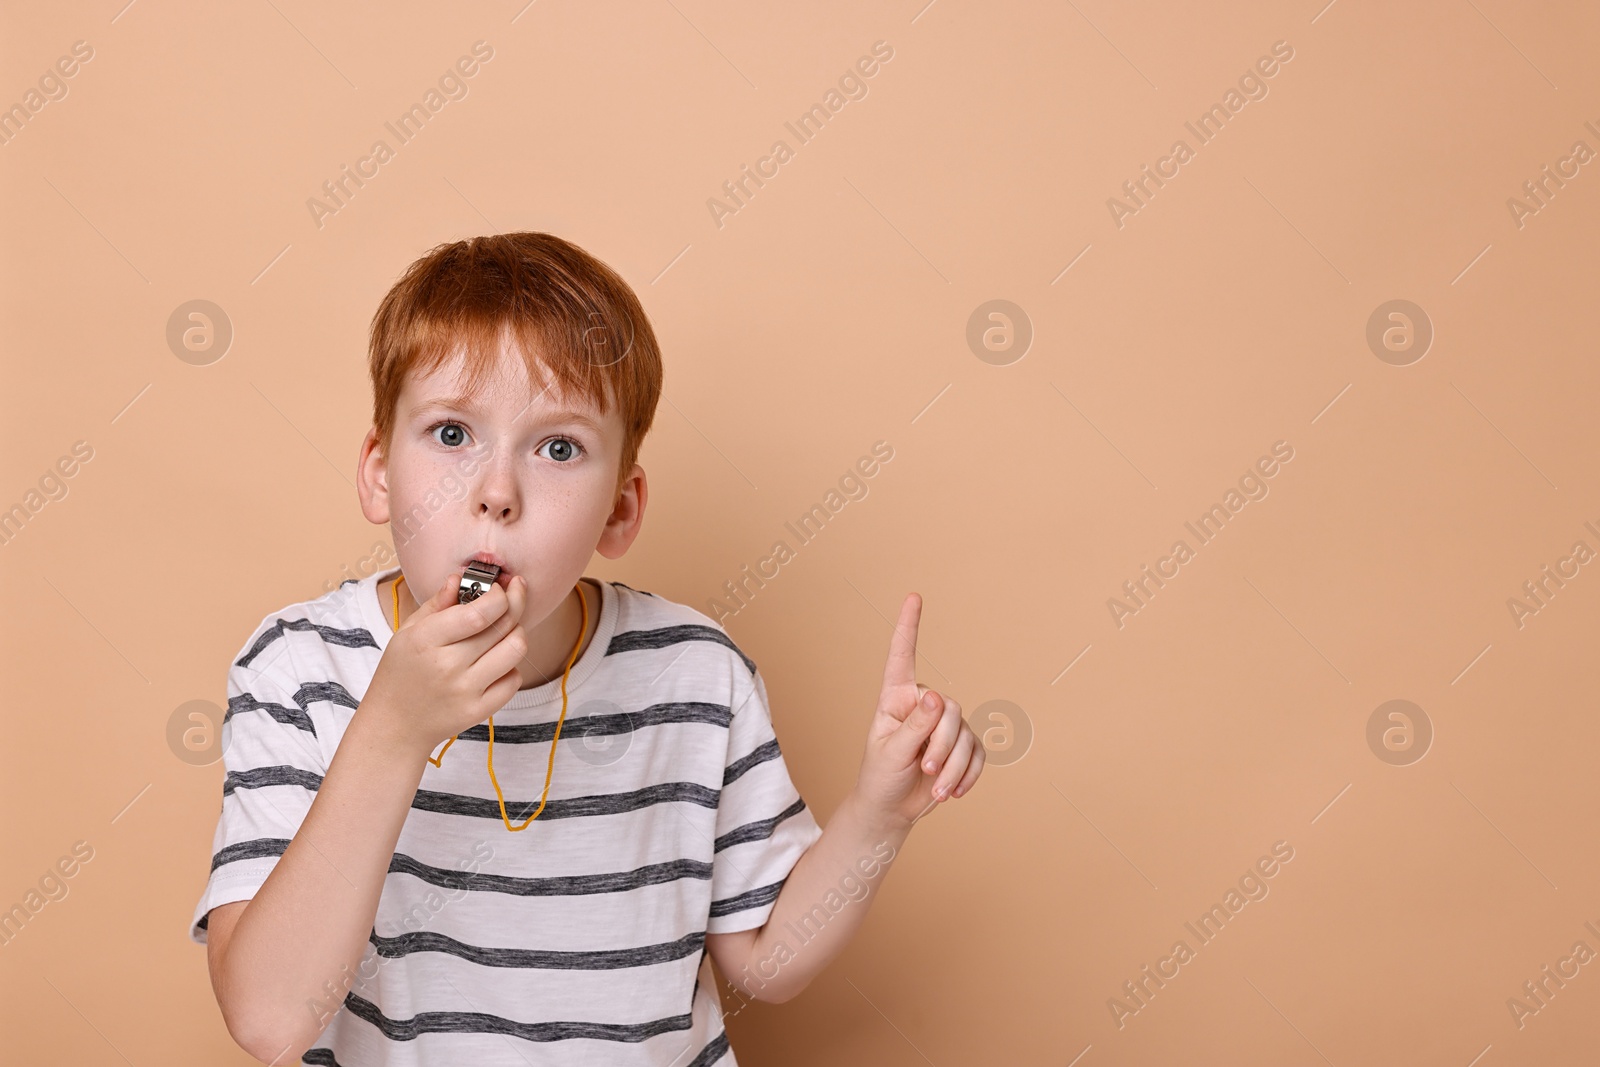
[{"left": 464, "top": 552, "right": 513, "bottom": 588}]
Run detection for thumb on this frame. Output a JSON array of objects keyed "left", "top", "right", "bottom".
[{"left": 886, "top": 687, "right": 943, "bottom": 766}]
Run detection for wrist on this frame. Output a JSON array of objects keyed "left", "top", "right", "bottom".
[
  {"left": 351, "top": 693, "right": 431, "bottom": 766},
  {"left": 840, "top": 787, "right": 914, "bottom": 846}
]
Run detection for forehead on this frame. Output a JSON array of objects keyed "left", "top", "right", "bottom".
[{"left": 401, "top": 347, "right": 611, "bottom": 426}]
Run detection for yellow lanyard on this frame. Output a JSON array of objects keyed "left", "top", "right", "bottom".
[{"left": 393, "top": 574, "right": 587, "bottom": 832}]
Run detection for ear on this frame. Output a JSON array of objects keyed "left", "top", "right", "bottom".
[
  {"left": 356, "top": 428, "right": 392, "bottom": 525},
  {"left": 596, "top": 463, "right": 647, "bottom": 560}
]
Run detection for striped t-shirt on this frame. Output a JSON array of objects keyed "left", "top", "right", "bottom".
[{"left": 190, "top": 564, "right": 823, "bottom": 1066}]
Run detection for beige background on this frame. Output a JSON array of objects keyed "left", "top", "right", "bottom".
[{"left": 3, "top": 0, "right": 1599, "bottom": 1063}]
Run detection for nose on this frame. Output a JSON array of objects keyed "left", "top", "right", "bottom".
[{"left": 475, "top": 452, "right": 520, "bottom": 522}]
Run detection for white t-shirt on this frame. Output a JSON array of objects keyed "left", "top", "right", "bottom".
[{"left": 190, "top": 565, "right": 823, "bottom": 1066}]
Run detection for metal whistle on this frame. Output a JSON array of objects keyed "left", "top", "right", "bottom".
[{"left": 458, "top": 561, "right": 502, "bottom": 604}]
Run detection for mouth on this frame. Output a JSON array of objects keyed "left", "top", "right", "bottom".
[{"left": 464, "top": 552, "right": 513, "bottom": 588}]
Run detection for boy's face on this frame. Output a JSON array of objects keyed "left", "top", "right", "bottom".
[{"left": 356, "top": 339, "right": 645, "bottom": 619}]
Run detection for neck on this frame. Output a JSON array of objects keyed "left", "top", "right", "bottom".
[{"left": 385, "top": 574, "right": 594, "bottom": 691}]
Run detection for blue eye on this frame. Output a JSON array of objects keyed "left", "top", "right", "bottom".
[
  {"left": 427, "top": 420, "right": 468, "bottom": 448},
  {"left": 540, "top": 437, "right": 585, "bottom": 463},
  {"left": 424, "top": 421, "right": 583, "bottom": 462}
]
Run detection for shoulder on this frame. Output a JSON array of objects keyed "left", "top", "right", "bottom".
[
  {"left": 229, "top": 579, "right": 380, "bottom": 683},
  {"left": 604, "top": 580, "right": 758, "bottom": 680},
  {"left": 222, "top": 581, "right": 384, "bottom": 753}
]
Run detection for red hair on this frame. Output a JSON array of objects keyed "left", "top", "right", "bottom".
[{"left": 368, "top": 232, "right": 663, "bottom": 500}]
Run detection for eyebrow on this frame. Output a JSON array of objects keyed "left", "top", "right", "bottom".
[{"left": 411, "top": 395, "right": 603, "bottom": 431}]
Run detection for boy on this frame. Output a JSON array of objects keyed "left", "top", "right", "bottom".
[{"left": 190, "top": 232, "right": 984, "bottom": 1066}]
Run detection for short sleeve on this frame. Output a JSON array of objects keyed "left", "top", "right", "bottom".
[
  {"left": 188, "top": 647, "right": 329, "bottom": 944},
  {"left": 706, "top": 665, "right": 823, "bottom": 934}
]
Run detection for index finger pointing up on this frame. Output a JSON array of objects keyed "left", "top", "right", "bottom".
[{"left": 881, "top": 592, "right": 923, "bottom": 690}]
